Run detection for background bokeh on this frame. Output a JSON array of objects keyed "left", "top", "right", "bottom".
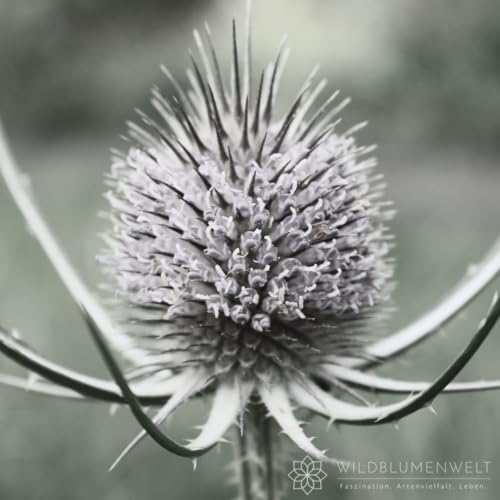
[{"left": 1, "top": 1, "right": 499, "bottom": 499}]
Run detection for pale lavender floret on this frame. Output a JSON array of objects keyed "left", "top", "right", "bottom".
[{"left": 104, "top": 137, "right": 391, "bottom": 317}]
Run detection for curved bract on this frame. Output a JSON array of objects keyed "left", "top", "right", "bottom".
[{"left": 353, "top": 238, "right": 500, "bottom": 368}]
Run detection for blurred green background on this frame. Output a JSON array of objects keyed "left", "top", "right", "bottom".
[{"left": 1, "top": 1, "right": 500, "bottom": 499}]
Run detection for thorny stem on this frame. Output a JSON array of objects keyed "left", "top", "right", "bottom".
[
  {"left": 233, "top": 403, "right": 282, "bottom": 500},
  {"left": 235, "top": 427, "right": 253, "bottom": 500},
  {"left": 259, "top": 406, "right": 277, "bottom": 500}
]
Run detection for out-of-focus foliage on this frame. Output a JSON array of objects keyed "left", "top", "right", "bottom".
[
  {"left": 391, "top": 0, "right": 500, "bottom": 151},
  {"left": 0, "top": 0, "right": 212, "bottom": 139},
  {"left": 0, "top": 0, "right": 499, "bottom": 151},
  {"left": 0, "top": 0, "right": 500, "bottom": 150}
]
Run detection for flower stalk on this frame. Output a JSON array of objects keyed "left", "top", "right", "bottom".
[{"left": 233, "top": 403, "right": 284, "bottom": 500}]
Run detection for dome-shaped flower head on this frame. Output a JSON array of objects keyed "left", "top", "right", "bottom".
[{"left": 99, "top": 18, "right": 394, "bottom": 459}]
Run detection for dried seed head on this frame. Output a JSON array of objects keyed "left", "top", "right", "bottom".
[{"left": 99, "top": 21, "right": 394, "bottom": 385}]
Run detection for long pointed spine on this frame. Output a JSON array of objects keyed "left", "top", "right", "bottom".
[
  {"left": 241, "top": 97, "right": 250, "bottom": 150},
  {"left": 244, "top": 0, "right": 253, "bottom": 103},
  {"left": 232, "top": 20, "right": 243, "bottom": 120},
  {"left": 264, "top": 38, "right": 286, "bottom": 124},
  {"left": 189, "top": 51, "right": 212, "bottom": 120},
  {"left": 203, "top": 25, "right": 229, "bottom": 115},
  {"left": 252, "top": 70, "right": 265, "bottom": 136}
]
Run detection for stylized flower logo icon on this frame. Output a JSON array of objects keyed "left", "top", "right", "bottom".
[{"left": 288, "top": 455, "right": 327, "bottom": 495}]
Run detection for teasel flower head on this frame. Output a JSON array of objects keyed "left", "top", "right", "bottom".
[
  {"left": 97, "top": 15, "right": 396, "bottom": 454},
  {"left": 1, "top": 4, "right": 500, "bottom": 497}
]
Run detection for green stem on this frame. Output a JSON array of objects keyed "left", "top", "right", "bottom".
[
  {"left": 235, "top": 426, "right": 253, "bottom": 500},
  {"left": 260, "top": 410, "right": 276, "bottom": 500},
  {"left": 232, "top": 403, "right": 281, "bottom": 500}
]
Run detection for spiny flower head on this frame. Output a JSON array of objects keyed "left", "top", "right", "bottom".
[{"left": 100, "top": 21, "right": 394, "bottom": 389}]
